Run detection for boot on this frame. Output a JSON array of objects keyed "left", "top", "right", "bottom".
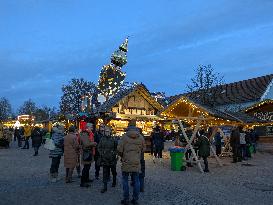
[
  {"left": 50, "top": 173, "right": 57, "bottom": 183},
  {"left": 65, "top": 168, "right": 69, "bottom": 183},
  {"left": 67, "top": 169, "right": 74, "bottom": 183},
  {"left": 112, "top": 175, "right": 116, "bottom": 187},
  {"left": 101, "top": 183, "right": 107, "bottom": 193},
  {"left": 76, "top": 166, "right": 81, "bottom": 178},
  {"left": 80, "top": 175, "right": 90, "bottom": 188}
]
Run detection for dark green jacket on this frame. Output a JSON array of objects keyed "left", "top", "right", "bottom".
[
  {"left": 98, "top": 135, "right": 118, "bottom": 166},
  {"left": 195, "top": 135, "right": 210, "bottom": 157}
]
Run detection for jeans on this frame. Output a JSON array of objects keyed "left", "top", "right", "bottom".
[
  {"left": 50, "top": 156, "right": 61, "bottom": 174},
  {"left": 216, "top": 145, "right": 221, "bottom": 156},
  {"left": 103, "top": 165, "right": 117, "bottom": 184},
  {"left": 154, "top": 148, "right": 163, "bottom": 158},
  {"left": 139, "top": 173, "right": 144, "bottom": 191},
  {"left": 23, "top": 138, "right": 30, "bottom": 149},
  {"left": 34, "top": 146, "right": 39, "bottom": 154},
  {"left": 17, "top": 136, "right": 22, "bottom": 147},
  {"left": 122, "top": 172, "right": 140, "bottom": 201},
  {"left": 240, "top": 144, "right": 247, "bottom": 160},
  {"left": 202, "top": 157, "right": 209, "bottom": 171},
  {"left": 81, "top": 164, "right": 91, "bottom": 184},
  {"left": 94, "top": 155, "right": 101, "bottom": 178}
]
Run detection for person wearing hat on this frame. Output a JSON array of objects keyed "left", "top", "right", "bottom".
[
  {"left": 79, "top": 123, "right": 97, "bottom": 188},
  {"left": 98, "top": 126, "right": 118, "bottom": 193},
  {"left": 49, "top": 124, "right": 65, "bottom": 182},
  {"left": 118, "top": 119, "right": 145, "bottom": 205}
]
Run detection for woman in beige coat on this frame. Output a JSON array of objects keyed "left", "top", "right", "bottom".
[{"left": 64, "top": 126, "right": 80, "bottom": 183}]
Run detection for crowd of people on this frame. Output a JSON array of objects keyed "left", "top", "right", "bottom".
[
  {"left": 150, "top": 125, "right": 258, "bottom": 173},
  {"left": 0, "top": 120, "right": 260, "bottom": 204},
  {"left": 45, "top": 119, "right": 145, "bottom": 205}
]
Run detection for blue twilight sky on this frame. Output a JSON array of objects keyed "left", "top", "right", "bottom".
[{"left": 1, "top": 0, "right": 273, "bottom": 110}]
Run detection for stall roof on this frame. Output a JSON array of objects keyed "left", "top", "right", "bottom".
[
  {"left": 245, "top": 99, "right": 273, "bottom": 113},
  {"left": 97, "top": 83, "right": 164, "bottom": 113},
  {"left": 161, "top": 96, "right": 238, "bottom": 121}
]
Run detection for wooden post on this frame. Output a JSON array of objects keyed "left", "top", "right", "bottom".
[{"left": 177, "top": 119, "right": 204, "bottom": 173}]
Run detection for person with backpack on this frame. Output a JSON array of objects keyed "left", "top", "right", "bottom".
[
  {"left": 31, "top": 126, "right": 42, "bottom": 156},
  {"left": 49, "top": 125, "right": 65, "bottom": 182},
  {"left": 79, "top": 123, "right": 97, "bottom": 188},
  {"left": 98, "top": 126, "right": 118, "bottom": 193}
]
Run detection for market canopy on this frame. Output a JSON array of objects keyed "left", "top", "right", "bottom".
[{"left": 160, "top": 96, "right": 247, "bottom": 125}]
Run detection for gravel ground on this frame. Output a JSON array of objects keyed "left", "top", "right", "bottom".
[{"left": 0, "top": 142, "right": 273, "bottom": 205}]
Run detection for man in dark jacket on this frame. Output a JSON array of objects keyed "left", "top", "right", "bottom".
[
  {"left": 230, "top": 127, "right": 241, "bottom": 163},
  {"left": 214, "top": 129, "right": 222, "bottom": 156},
  {"left": 14, "top": 127, "right": 22, "bottom": 147},
  {"left": 94, "top": 124, "right": 105, "bottom": 180},
  {"left": 195, "top": 129, "right": 210, "bottom": 172},
  {"left": 31, "top": 126, "right": 42, "bottom": 156},
  {"left": 98, "top": 126, "right": 118, "bottom": 193},
  {"left": 152, "top": 126, "right": 164, "bottom": 163}
]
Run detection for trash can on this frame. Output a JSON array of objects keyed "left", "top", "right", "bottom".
[{"left": 169, "top": 147, "right": 186, "bottom": 171}]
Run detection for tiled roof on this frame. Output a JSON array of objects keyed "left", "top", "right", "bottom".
[{"left": 168, "top": 74, "right": 273, "bottom": 106}]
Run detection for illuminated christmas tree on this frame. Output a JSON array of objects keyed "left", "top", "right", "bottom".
[{"left": 98, "top": 38, "right": 128, "bottom": 100}]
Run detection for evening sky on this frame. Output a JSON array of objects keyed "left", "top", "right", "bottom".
[{"left": 1, "top": 0, "right": 273, "bottom": 110}]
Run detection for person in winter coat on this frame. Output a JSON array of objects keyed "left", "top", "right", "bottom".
[
  {"left": 22, "top": 124, "right": 32, "bottom": 149},
  {"left": 49, "top": 125, "right": 65, "bottom": 182},
  {"left": 250, "top": 129, "right": 258, "bottom": 153},
  {"left": 64, "top": 125, "right": 80, "bottom": 183},
  {"left": 214, "top": 129, "right": 222, "bottom": 156},
  {"left": 239, "top": 127, "right": 247, "bottom": 160},
  {"left": 130, "top": 128, "right": 146, "bottom": 193},
  {"left": 14, "top": 127, "right": 22, "bottom": 147},
  {"left": 79, "top": 123, "right": 97, "bottom": 188},
  {"left": 117, "top": 119, "right": 145, "bottom": 205},
  {"left": 151, "top": 126, "right": 165, "bottom": 163},
  {"left": 98, "top": 126, "right": 118, "bottom": 193},
  {"left": 31, "top": 126, "right": 42, "bottom": 156},
  {"left": 94, "top": 124, "right": 105, "bottom": 179},
  {"left": 195, "top": 129, "right": 210, "bottom": 172},
  {"left": 245, "top": 129, "right": 252, "bottom": 158},
  {"left": 230, "top": 127, "right": 241, "bottom": 163}
]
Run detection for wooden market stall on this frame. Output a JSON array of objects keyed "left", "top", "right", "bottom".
[
  {"left": 97, "top": 83, "right": 164, "bottom": 151},
  {"left": 245, "top": 99, "right": 273, "bottom": 143},
  {"left": 160, "top": 95, "right": 247, "bottom": 173}
]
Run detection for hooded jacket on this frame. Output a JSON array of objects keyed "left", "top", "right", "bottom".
[
  {"left": 117, "top": 126, "right": 145, "bottom": 172},
  {"left": 49, "top": 127, "right": 64, "bottom": 158}
]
